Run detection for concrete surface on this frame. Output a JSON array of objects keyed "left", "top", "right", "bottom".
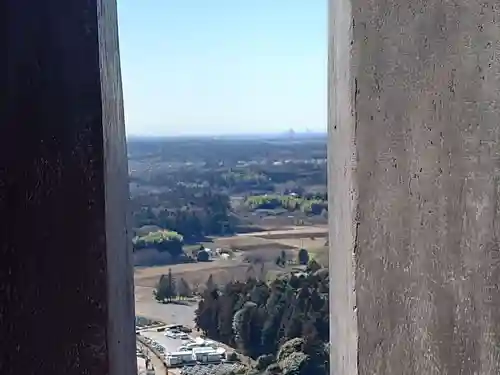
[
  {"left": 2, "top": 1, "right": 135, "bottom": 374},
  {"left": 329, "top": 0, "right": 500, "bottom": 374}
]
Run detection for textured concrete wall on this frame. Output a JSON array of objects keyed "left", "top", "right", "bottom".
[
  {"left": 328, "top": 0, "right": 358, "bottom": 373},
  {"left": 329, "top": 1, "right": 500, "bottom": 374},
  {"left": 2, "top": 1, "right": 136, "bottom": 374}
]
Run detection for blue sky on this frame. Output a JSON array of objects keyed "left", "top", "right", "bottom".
[{"left": 117, "top": 0, "right": 327, "bottom": 136}]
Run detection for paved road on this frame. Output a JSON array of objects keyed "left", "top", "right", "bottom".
[
  {"left": 138, "top": 337, "right": 172, "bottom": 375},
  {"left": 149, "top": 349, "right": 169, "bottom": 375}
]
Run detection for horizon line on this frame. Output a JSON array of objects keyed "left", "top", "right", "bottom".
[{"left": 126, "top": 130, "right": 327, "bottom": 139}]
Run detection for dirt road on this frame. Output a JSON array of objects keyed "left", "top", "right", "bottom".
[{"left": 236, "top": 225, "right": 327, "bottom": 238}]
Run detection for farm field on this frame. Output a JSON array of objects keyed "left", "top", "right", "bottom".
[
  {"left": 135, "top": 225, "right": 328, "bottom": 283},
  {"left": 134, "top": 225, "right": 329, "bottom": 323}
]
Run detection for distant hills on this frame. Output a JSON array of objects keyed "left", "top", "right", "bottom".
[{"left": 127, "top": 131, "right": 326, "bottom": 142}]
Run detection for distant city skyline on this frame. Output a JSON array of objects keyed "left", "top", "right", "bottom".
[
  {"left": 126, "top": 129, "right": 327, "bottom": 140},
  {"left": 117, "top": 0, "right": 327, "bottom": 136}
]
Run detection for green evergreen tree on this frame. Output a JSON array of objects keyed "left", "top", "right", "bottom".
[
  {"left": 165, "top": 269, "right": 176, "bottom": 302},
  {"left": 297, "top": 249, "right": 310, "bottom": 265},
  {"left": 206, "top": 274, "right": 217, "bottom": 292},
  {"left": 177, "top": 277, "right": 192, "bottom": 298},
  {"left": 193, "top": 266, "right": 329, "bottom": 375}
]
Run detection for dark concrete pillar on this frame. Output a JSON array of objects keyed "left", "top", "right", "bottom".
[
  {"left": 329, "top": 0, "right": 500, "bottom": 374},
  {"left": 2, "top": 1, "right": 136, "bottom": 374}
]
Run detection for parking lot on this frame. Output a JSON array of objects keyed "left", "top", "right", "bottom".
[
  {"left": 138, "top": 329, "right": 248, "bottom": 373},
  {"left": 140, "top": 330, "right": 186, "bottom": 354}
]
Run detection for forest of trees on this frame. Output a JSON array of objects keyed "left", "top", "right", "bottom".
[
  {"left": 129, "top": 137, "right": 328, "bottom": 249},
  {"left": 132, "top": 191, "right": 235, "bottom": 241},
  {"left": 244, "top": 194, "right": 328, "bottom": 216},
  {"left": 194, "top": 269, "right": 329, "bottom": 375}
]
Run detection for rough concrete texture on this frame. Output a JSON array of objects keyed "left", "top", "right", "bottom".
[
  {"left": 2, "top": 0, "right": 135, "bottom": 374},
  {"left": 328, "top": 0, "right": 358, "bottom": 373},
  {"left": 329, "top": 1, "right": 500, "bottom": 374}
]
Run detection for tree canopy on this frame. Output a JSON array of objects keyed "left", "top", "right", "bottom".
[
  {"left": 177, "top": 277, "right": 192, "bottom": 298},
  {"left": 153, "top": 269, "right": 176, "bottom": 303},
  {"left": 133, "top": 230, "right": 184, "bottom": 257},
  {"left": 298, "top": 249, "right": 310, "bottom": 265},
  {"left": 244, "top": 194, "right": 327, "bottom": 215},
  {"left": 197, "top": 250, "right": 210, "bottom": 262},
  {"left": 194, "top": 270, "right": 329, "bottom": 375}
]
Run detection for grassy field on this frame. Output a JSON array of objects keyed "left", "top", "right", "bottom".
[
  {"left": 184, "top": 235, "right": 291, "bottom": 255},
  {"left": 268, "top": 236, "right": 327, "bottom": 250},
  {"left": 134, "top": 225, "right": 329, "bottom": 302},
  {"left": 134, "top": 225, "right": 329, "bottom": 326},
  {"left": 135, "top": 261, "right": 253, "bottom": 288}
]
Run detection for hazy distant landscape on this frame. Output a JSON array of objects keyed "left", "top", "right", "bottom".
[
  {"left": 128, "top": 132, "right": 328, "bottom": 267},
  {"left": 131, "top": 133, "right": 329, "bottom": 374}
]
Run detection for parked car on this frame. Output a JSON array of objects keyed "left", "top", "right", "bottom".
[{"left": 165, "top": 329, "right": 181, "bottom": 338}]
